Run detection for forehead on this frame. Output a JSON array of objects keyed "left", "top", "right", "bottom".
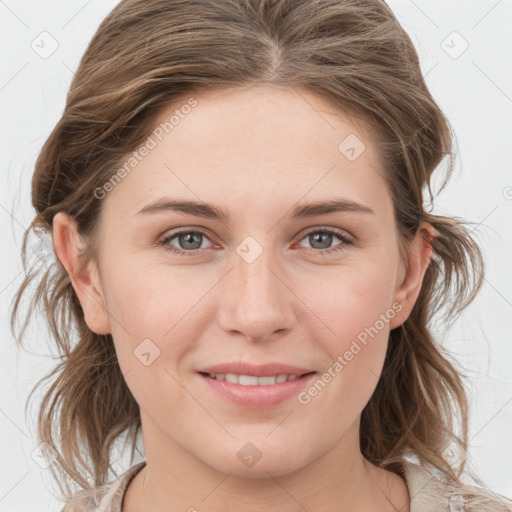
[
  {"left": 102, "top": 85, "right": 391, "bottom": 221},
  {"left": 158, "top": 84, "right": 380, "bottom": 168}
]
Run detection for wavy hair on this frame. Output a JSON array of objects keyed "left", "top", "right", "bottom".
[{"left": 11, "top": 0, "right": 486, "bottom": 500}]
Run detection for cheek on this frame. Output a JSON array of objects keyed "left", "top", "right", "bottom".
[
  {"left": 296, "top": 261, "right": 396, "bottom": 409},
  {"left": 304, "top": 260, "right": 397, "bottom": 349},
  {"left": 104, "top": 258, "right": 210, "bottom": 339},
  {"left": 103, "top": 262, "right": 212, "bottom": 397}
]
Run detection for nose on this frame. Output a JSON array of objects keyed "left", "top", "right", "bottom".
[{"left": 216, "top": 242, "right": 296, "bottom": 343}]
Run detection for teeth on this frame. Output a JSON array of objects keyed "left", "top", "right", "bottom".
[
  {"left": 239, "top": 375, "right": 259, "bottom": 385},
  {"left": 258, "top": 376, "right": 279, "bottom": 385},
  {"left": 207, "top": 373, "right": 304, "bottom": 385}
]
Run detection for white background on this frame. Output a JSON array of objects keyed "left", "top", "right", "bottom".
[{"left": 1, "top": 0, "right": 511, "bottom": 510}]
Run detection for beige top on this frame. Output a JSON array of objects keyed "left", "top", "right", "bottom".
[{"left": 62, "top": 459, "right": 512, "bottom": 512}]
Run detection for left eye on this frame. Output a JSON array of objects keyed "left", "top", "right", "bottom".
[
  {"left": 296, "top": 229, "right": 354, "bottom": 254},
  {"left": 158, "top": 228, "right": 354, "bottom": 256}
]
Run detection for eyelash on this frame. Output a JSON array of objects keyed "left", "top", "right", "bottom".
[{"left": 157, "top": 227, "right": 355, "bottom": 257}]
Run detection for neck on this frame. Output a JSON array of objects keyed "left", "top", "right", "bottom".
[{"left": 126, "top": 414, "right": 410, "bottom": 512}]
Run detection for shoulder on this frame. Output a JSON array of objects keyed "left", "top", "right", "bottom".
[
  {"left": 61, "top": 461, "right": 146, "bottom": 512},
  {"left": 401, "top": 458, "right": 512, "bottom": 512}
]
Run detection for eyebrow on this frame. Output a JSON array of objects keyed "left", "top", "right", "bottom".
[{"left": 135, "top": 197, "right": 375, "bottom": 222}]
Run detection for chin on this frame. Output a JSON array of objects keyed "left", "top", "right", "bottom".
[{"left": 202, "top": 442, "right": 311, "bottom": 479}]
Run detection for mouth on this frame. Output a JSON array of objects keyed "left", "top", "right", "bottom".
[
  {"left": 198, "top": 371, "right": 316, "bottom": 386},
  {"left": 197, "top": 370, "right": 318, "bottom": 408}
]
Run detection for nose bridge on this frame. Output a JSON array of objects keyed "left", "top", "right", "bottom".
[{"left": 218, "top": 235, "right": 294, "bottom": 342}]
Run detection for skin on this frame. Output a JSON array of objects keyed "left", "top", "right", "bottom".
[{"left": 53, "top": 84, "right": 435, "bottom": 512}]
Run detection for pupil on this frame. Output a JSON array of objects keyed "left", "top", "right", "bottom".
[
  {"left": 311, "top": 232, "right": 332, "bottom": 249},
  {"left": 180, "top": 232, "right": 202, "bottom": 250}
]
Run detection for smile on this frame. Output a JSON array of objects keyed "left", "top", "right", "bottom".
[
  {"left": 197, "top": 371, "right": 317, "bottom": 408},
  {"left": 202, "top": 372, "right": 312, "bottom": 385}
]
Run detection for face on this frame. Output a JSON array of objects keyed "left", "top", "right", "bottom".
[{"left": 55, "top": 84, "right": 432, "bottom": 478}]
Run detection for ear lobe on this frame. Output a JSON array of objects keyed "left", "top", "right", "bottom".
[
  {"left": 389, "top": 221, "right": 436, "bottom": 330},
  {"left": 52, "top": 212, "right": 111, "bottom": 335}
]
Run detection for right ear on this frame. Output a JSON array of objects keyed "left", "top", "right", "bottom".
[{"left": 52, "top": 212, "right": 111, "bottom": 335}]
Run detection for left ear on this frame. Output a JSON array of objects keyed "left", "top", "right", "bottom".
[{"left": 389, "top": 221, "right": 436, "bottom": 330}]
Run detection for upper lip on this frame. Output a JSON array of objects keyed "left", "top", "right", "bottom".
[{"left": 197, "top": 362, "right": 315, "bottom": 377}]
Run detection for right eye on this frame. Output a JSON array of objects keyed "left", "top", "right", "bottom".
[{"left": 157, "top": 229, "right": 213, "bottom": 255}]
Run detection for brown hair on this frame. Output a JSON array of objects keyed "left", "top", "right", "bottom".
[{"left": 11, "top": 0, "right": 487, "bottom": 500}]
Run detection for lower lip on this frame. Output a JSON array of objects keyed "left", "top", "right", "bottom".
[{"left": 197, "top": 372, "right": 317, "bottom": 408}]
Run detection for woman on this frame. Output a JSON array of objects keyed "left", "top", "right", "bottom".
[{"left": 11, "top": 0, "right": 512, "bottom": 511}]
